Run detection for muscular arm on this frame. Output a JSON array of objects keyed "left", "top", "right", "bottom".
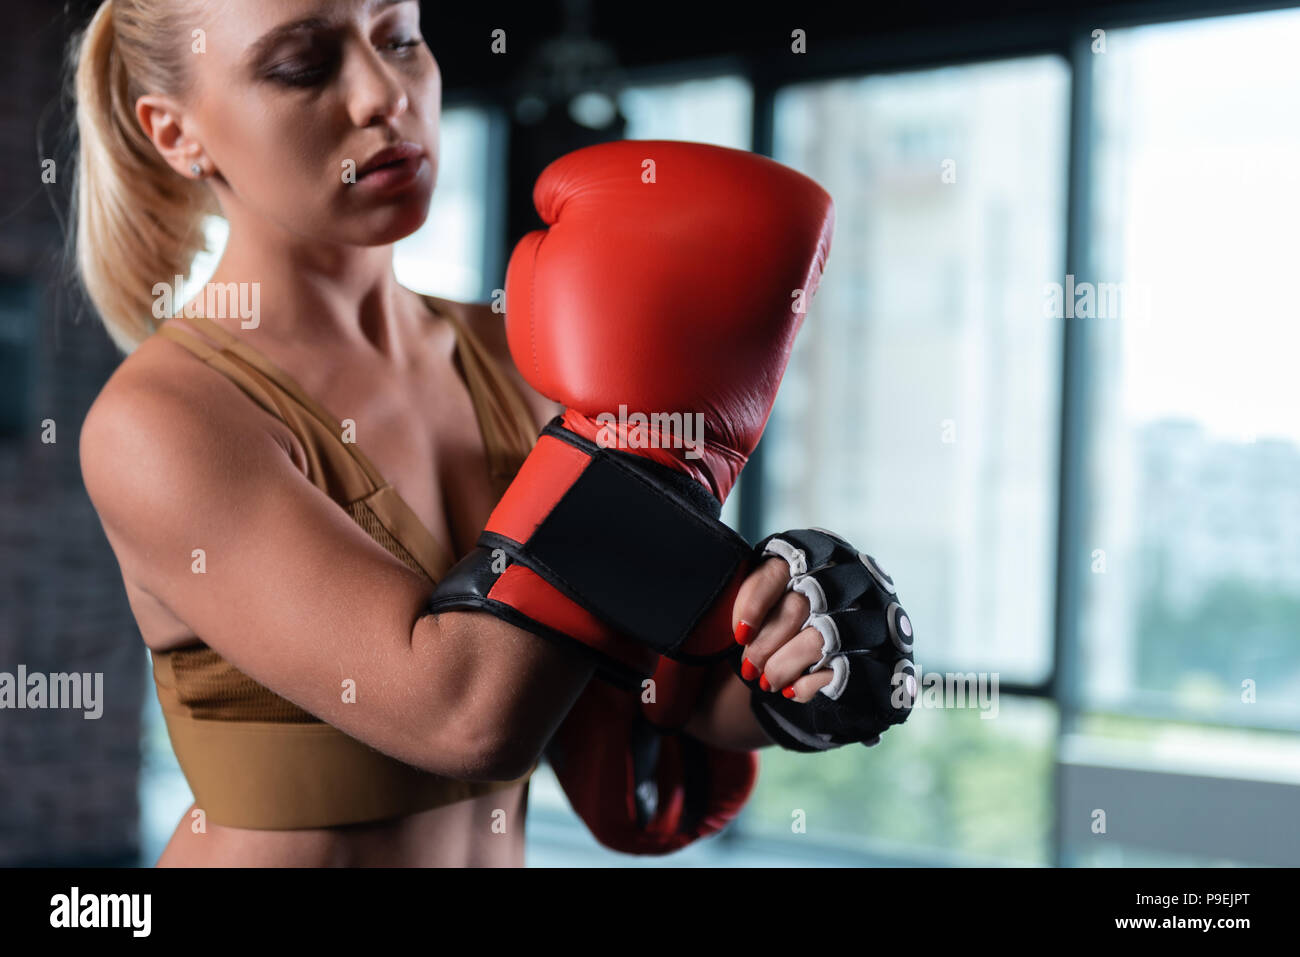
[{"left": 81, "top": 369, "right": 592, "bottom": 782}]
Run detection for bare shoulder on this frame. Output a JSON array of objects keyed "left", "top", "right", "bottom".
[
  {"left": 81, "top": 334, "right": 193, "bottom": 489},
  {"left": 425, "top": 295, "right": 560, "bottom": 431},
  {"left": 79, "top": 329, "right": 301, "bottom": 538},
  {"left": 84, "top": 330, "right": 231, "bottom": 470}
]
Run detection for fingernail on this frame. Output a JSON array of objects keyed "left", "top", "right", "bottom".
[
  {"left": 734, "top": 621, "right": 755, "bottom": 645},
  {"left": 782, "top": 685, "right": 797, "bottom": 699},
  {"left": 759, "top": 674, "right": 771, "bottom": 692},
  {"left": 741, "top": 658, "right": 759, "bottom": 681}
]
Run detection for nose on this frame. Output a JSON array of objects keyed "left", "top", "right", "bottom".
[{"left": 344, "top": 44, "right": 409, "bottom": 127}]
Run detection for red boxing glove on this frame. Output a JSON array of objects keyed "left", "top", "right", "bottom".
[
  {"left": 545, "top": 660, "right": 758, "bottom": 855},
  {"left": 506, "top": 139, "right": 829, "bottom": 503},
  {"left": 428, "top": 140, "right": 835, "bottom": 686}
]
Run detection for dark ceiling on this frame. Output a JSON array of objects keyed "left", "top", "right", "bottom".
[
  {"left": 60, "top": 0, "right": 1294, "bottom": 96},
  {"left": 420, "top": 0, "right": 1283, "bottom": 94}
]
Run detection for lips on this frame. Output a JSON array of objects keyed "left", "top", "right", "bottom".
[{"left": 358, "top": 142, "right": 425, "bottom": 178}]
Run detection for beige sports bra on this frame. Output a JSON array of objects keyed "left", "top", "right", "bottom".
[{"left": 149, "top": 298, "right": 540, "bottom": 830}]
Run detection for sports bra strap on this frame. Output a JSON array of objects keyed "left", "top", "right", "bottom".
[
  {"left": 156, "top": 313, "right": 457, "bottom": 579},
  {"left": 161, "top": 313, "right": 394, "bottom": 491},
  {"left": 430, "top": 300, "right": 539, "bottom": 493}
]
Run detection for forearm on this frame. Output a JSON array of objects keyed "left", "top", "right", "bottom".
[{"left": 683, "top": 662, "right": 774, "bottom": 751}]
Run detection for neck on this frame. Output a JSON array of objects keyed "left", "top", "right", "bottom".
[{"left": 190, "top": 212, "right": 418, "bottom": 362}]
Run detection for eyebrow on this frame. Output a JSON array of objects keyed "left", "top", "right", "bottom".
[{"left": 242, "top": 0, "right": 415, "bottom": 66}]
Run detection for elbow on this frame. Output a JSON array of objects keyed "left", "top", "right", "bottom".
[
  {"left": 425, "top": 710, "right": 539, "bottom": 783},
  {"left": 459, "top": 729, "right": 538, "bottom": 782},
  {"left": 411, "top": 610, "right": 588, "bottom": 781},
  {"left": 478, "top": 737, "right": 539, "bottom": 782}
]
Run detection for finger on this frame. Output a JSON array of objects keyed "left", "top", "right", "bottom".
[
  {"left": 732, "top": 555, "right": 793, "bottom": 645},
  {"left": 739, "top": 589, "right": 811, "bottom": 683},
  {"left": 756, "top": 625, "right": 825, "bottom": 694},
  {"left": 779, "top": 669, "right": 835, "bottom": 703}
]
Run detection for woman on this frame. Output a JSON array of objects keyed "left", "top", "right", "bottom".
[{"left": 71, "top": 0, "right": 904, "bottom": 867}]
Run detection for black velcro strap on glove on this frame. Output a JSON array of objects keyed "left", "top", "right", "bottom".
[
  {"left": 427, "top": 544, "right": 648, "bottom": 689},
  {"left": 748, "top": 528, "right": 917, "bottom": 752},
  {"left": 480, "top": 421, "right": 752, "bottom": 658}
]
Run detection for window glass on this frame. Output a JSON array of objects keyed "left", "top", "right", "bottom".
[
  {"left": 765, "top": 57, "right": 1071, "bottom": 685},
  {"left": 1081, "top": 10, "right": 1300, "bottom": 727},
  {"left": 395, "top": 108, "right": 495, "bottom": 299}
]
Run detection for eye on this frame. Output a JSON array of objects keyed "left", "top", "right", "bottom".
[
  {"left": 271, "top": 63, "right": 331, "bottom": 87},
  {"left": 383, "top": 36, "right": 424, "bottom": 53},
  {"left": 270, "top": 65, "right": 327, "bottom": 86},
  {"left": 265, "top": 43, "right": 336, "bottom": 87},
  {"left": 264, "top": 30, "right": 421, "bottom": 87}
]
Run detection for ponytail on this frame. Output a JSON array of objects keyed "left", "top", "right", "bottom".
[{"left": 70, "top": 0, "right": 213, "bottom": 354}]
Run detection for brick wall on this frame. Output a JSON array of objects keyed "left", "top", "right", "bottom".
[{"left": 0, "top": 1, "right": 143, "bottom": 867}]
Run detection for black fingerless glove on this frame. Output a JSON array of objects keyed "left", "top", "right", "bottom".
[{"left": 745, "top": 528, "right": 917, "bottom": 752}]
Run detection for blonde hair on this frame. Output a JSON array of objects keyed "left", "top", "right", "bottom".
[{"left": 70, "top": 0, "right": 216, "bottom": 354}]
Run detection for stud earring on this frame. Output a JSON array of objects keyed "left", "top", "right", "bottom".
[{"left": 190, "top": 162, "right": 203, "bottom": 177}]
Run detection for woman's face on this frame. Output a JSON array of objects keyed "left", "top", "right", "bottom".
[{"left": 185, "top": 0, "right": 440, "bottom": 247}]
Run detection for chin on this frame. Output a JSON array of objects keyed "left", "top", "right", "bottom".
[
  {"left": 353, "top": 195, "right": 434, "bottom": 246},
  {"left": 367, "top": 209, "right": 431, "bottom": 245}
]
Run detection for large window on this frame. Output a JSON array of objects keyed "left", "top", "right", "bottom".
[
  {"left": 1080, "top": 11, "right": 1300, "bottom": 728},
  {"left": 755, "top": 56, "right": 1070, "bottom": 865},
  {"left": 768, "top": 58, "right": 1070, "bottom": 685},
  {"left": 1064, "top": 8, "right": 1300, "bottom": 867}
]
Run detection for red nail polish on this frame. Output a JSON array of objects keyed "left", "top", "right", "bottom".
[
  {"left": 759, "top": 674, "right": 771, "bottom": 692},
  {"left": 734, "top": 621, "right": 755, "bottom": 645},
  {"left": 741, "top": 658, "right": 758, "bottom": 681},
  {"left": 782, "top": 685, "right": 796, "bottom": 698}
]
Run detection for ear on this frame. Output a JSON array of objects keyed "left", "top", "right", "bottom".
[{"left": 135, "top": 93, "right": 206, "bottom": 179}]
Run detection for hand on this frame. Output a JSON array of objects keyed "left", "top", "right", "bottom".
[{"left": 730, "top": 528, "right": 918, "bottom": 752}]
